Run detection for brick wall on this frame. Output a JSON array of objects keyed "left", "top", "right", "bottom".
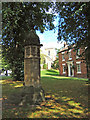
[{"left": 58, "top": 48, "right": 87, "bottom": 78}]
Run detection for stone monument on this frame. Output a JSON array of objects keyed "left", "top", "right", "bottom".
[{"left": 20, "top": 30, "right": 45, "bottom": 105}]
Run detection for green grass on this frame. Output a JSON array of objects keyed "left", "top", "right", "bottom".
[
  {"left": 2, "top": 69, "right": 89, "bottom": 118},
  {"left": 41, "top": 69, "right": 88, "bottom": 81},
  {"left": 0, "top": 75, "right": 12, "bottom": 80},
  {"left": 41, "top": 69, "right": 88, "bottom": 107}
]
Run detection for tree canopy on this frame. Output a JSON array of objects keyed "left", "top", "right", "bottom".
[
  {"left": 56, "top": 2, "right": 89, "bottom": 46},
  {"left": 56, "top": 2, "right": 90, "bottom": 79},
  {"left": 2, "top": 2, "right": 90, "bottom": 80},
  {"left": 2, "top": 2, "right": 55, "bottom": 81}
]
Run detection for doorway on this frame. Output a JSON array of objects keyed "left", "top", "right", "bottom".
[{"left": 67, "top": 62, "right": 74, "bottom": 77}]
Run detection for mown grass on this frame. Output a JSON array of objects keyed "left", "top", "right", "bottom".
[
  {"left": 1, "top": 69, "right": 89, "bottom": 118},
  {"left": 41, "top": 69, "right": 88, "bottom": 81},
  {"left": 0, "top": 75, "right": 12, "bottom": 80}
]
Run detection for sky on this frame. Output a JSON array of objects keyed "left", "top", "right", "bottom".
[{"left": 36, "top": 15, "right": 64, "bottom": 50}]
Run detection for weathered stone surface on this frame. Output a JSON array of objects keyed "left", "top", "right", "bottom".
[
  {"left": 24, "top": 58, "right": 40, "bottom": 87},
  {"left": 19, "top": 86, "right": 45, "bottom": 106},
  {"left": 24, "top": 30, "right": 40, "bottom": 46},
  {"left": 19, "top": 30, "right": 45, "bottom": 106}
]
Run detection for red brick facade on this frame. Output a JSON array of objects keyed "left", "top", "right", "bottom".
[{"left": 58, "top": 47, "right": 87, "bottom": 78}]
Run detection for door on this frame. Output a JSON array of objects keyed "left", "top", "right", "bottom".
[
  {"left": 68, "top": 63, "right": 74, "bottom": 77},
  {"left": 70, "top": 64, "right": 73, "bottom": 76}
]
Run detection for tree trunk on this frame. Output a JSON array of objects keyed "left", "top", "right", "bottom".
[{"left": 86, "top": 46, "right": 90, "bottom": 82}]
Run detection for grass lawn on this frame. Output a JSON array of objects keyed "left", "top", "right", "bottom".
[
  {"left": 1, "top": 69, "right": 89, "bottom": 118},
  {"left": 0, "top": 75, "right": 12, "bottom": 80}
]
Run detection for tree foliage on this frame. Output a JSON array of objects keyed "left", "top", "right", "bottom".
[
  {"left": 56, "top": 2, "right": 90, "bottom": 79},
  {"left": 2, "top": 2, "right": 55, "bottom": 81},
  {"left": 40, "top": 52, "right": 46, "bottom": 65},
  {"left": 56, "top": 2, "right": 89, "bottom": 46}
]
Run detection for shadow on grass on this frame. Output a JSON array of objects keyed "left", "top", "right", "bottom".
[
  {"left": 2, "top": 79, "right": 29, "bottom": 118},
  {"left": 41, "top": 76, "right": 88, "bottom": 81},
  {"left": 46, "top": 70, "right": 59, "bottom": 76},
  {"left": 41, "top": 76, "right": 88, "bottom": 113},
  {"left": 29, "top": 93, "right": 88, "bottom": 118},
  {"left": 2, "top": 76, "right": 88, "bottom": 118},
  {"left": 42, "top": 69, "right": 60, "bottom": 76},
  {"left": 46, "top": 69, "right": 58, "bottom": 73},
  {"left": 46, "top": 73, "right": 59, "bottom": 76},
  {"left": 2, "top": 91, "right": 88, "bottom": 118},
  {"left": 41, "top": 69, "right": 88, "bottom": 81}
]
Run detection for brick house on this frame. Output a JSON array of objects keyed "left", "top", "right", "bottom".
[{"left": 58, "top": 45, "right": 87, "bottom": 78}]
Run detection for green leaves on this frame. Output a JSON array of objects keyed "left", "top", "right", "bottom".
[
  {"left": 56, "top": 2, "right": 89, "bottom": 46},
  {"left": 56, "top": 2, "right": 90, "bottom": 80},
  {"left": 2, "top": 2, "right": 55, "bottom": 81}
]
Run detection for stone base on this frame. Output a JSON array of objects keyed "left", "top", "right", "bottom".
[{"left": 19, "top": 85, "right": 45, "bottom": 106}]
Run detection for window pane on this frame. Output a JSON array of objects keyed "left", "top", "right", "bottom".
[
  {"left": 77, "top": 64, "right": 81, "bottom": 72},
  {"left": 63, "top": 65, "right": 65, "bottom": 73},
  {"left": 78, "top": 49, "right": 80, "bottom": 55},
  {"left": 76, "top": 49, "right": 80, "bottom": 58},
  {"left": 62, "top": 54, "right": 65, "bottom": 60},
  {"left": 48, "top": 51, "right": 50, "bottom": 56},
  {"left": 69, "top": 52, "right": 71, "bottom": 59}
]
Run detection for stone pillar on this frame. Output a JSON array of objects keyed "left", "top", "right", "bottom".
[
  {"left": 24, "top": 45, "right": 41, "bottom": 87},
  {"left": 19, "top": 30, "right": 45, "bottom": 106}
]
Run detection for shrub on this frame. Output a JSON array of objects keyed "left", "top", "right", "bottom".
[
  {"left": 43, "top": 64, "right": 47, "bottom": 69},
  {"left": 51, "top": 59, "right": 59, "bottom": 70}
]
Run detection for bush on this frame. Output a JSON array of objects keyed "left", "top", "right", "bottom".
[
  {"left": 43, "top": 64, "right": 47, "bottom": 69},
  {"left": 0, "top": 76, "right": 12, "bottom": 80},
  {"left": 51, "top": 59, "right": 59, "bottom": 70}
]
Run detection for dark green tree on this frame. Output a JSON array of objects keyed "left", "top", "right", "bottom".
[
  {"left": 56, "top": 2, "right": 90, "bottom": 80},
  {"left": 2, "top": 2, "right": 55, "bottom": 81},
  {"left": 0, "top": 44, "right": 10, "bottom": 75}
]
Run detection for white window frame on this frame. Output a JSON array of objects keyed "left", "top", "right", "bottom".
[
  {"left": 62, "top": 52, "right": 65, "bottom": 61},
  {"left": 76, "top": 62, "right": 81, "bottom": 74},
  {"left": 62, "top": 52, "right": 65, "bottom": 54},
  {"left": 76, "top": 49, "right": 80, "bottom": 59},
  {"left": 62, "top": 64, "right": 66, "bottom": 74},
  {"left": 68, "top": 50, "right": 72, "bottom": 60},
  {"left": 48, "top": 50, "right": 50, "bottom": 56}
]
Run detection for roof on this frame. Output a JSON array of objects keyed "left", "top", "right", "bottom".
[
  {"left": 24, "top": 30, "right": 41, "bottom": 46},
  {"left": 58, "top": 44, "right": 76, "bottom": 53},
  {"left": 59, "top": 47, "right": 68, "bottom": 53},
  {"left": 45, "top": 48, "right": 56, "bottom": 50}
]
